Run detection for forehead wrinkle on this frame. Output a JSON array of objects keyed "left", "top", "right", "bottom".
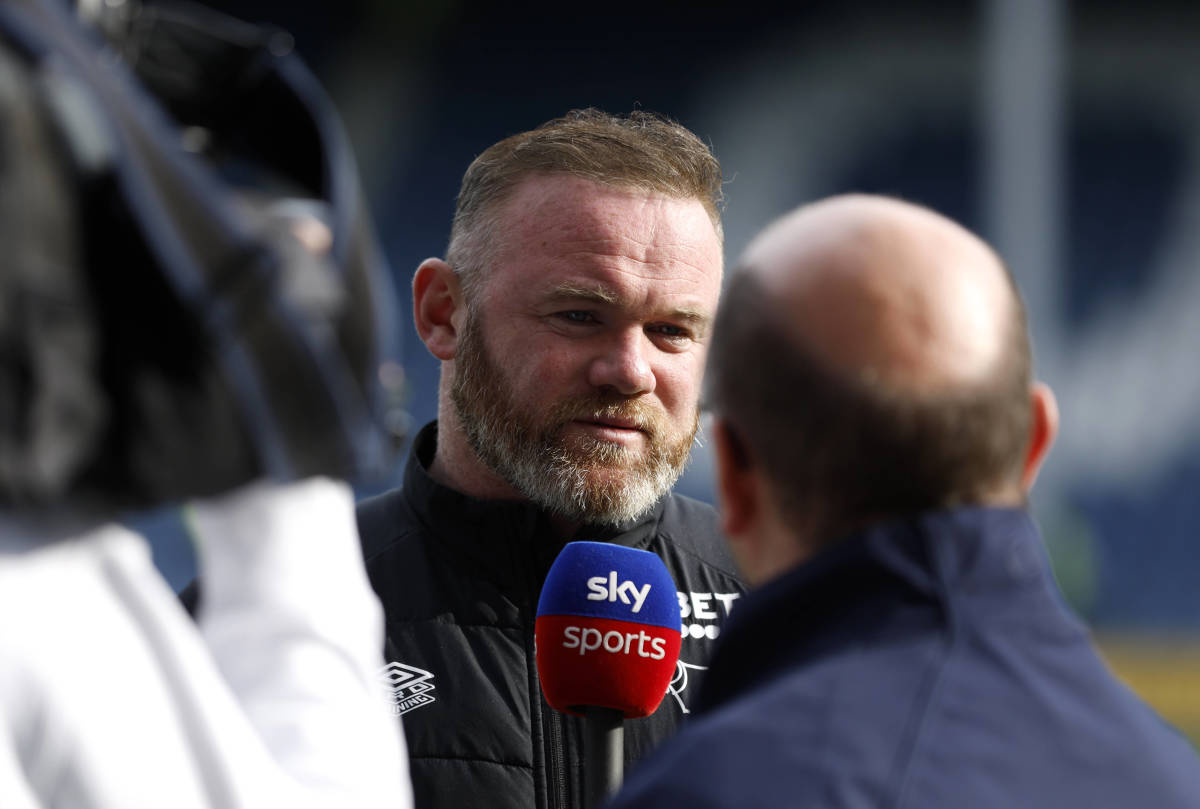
[
  {"left": 556, "top": 234, "right": 717, "bottom": 271},
  {"left": 491, "top": 175, "right": 722, "bottom": 326},
  {"left": 553, "top": 246, "right": 720, "bottom": 289},
  {"left": 496, "top": 175, "right": 721, "bottom": 269}
]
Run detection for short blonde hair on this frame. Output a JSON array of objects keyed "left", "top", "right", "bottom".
[{"left": 446, "top": 108, "right": 724, "bottom": 301}]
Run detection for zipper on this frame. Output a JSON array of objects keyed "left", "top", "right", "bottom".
[
  {"left": 527, "top": 530, "right": 572, "bottom": 809},
  {"left": 546, "top": 705, "right": 568, "bottom": 808}
]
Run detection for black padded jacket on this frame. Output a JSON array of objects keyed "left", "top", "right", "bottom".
[{"left": 359, "top": 423, "right": 745, "bottom": 809}]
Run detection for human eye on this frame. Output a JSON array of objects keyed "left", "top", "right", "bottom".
[
  {"left": 556, "top": 310, "right": 599, "bottom": 325},
  {"left": 648, "top": 323, "right": 694, "bottom": 347}
]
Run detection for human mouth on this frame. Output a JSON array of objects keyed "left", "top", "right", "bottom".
[{"left": 570, "top": 415, "right": 648, "bottom": 445}]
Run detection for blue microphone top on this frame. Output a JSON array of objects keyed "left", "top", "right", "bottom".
[{"left": 536, "top": 541, "right": 682, "bottom": 631}]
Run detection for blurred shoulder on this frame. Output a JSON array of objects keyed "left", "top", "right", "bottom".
[{"left": 613, "top": 695, "right": 800, "bottom": 809}]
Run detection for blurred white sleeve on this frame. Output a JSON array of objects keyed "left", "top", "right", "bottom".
[{"left": 188, "top": 477, "right": 411, "bottom": 809}]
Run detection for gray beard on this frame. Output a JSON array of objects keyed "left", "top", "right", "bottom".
[{"left": 450, "top": 311, "right": 696, "bottom": 526}]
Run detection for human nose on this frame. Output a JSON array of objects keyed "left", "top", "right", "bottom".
[{"left": 587, "top": 330, "right": 656, "bottom": 396}]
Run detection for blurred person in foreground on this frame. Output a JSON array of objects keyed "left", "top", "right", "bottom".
[
  {"left": 0, "top": 1, "right": 411, "bottom": 806},
  {"left": 607, "top": 194, "right": 1200, "bottom": 809},
  {"left": 355, "top": 109, "right": 745, "bottom": 809}
]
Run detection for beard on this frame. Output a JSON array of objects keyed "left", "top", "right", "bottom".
[{"left": 450, "top": 310, "right": 698, "bottom": 526}]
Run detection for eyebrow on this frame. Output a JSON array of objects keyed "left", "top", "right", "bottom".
[
  {"left": 547, "top": 282, "right": 713, "bottom": 332},
  {"left": 549, "top": 283, "right": 621, "bottom": 306}
]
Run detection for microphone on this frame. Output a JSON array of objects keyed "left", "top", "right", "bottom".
[{"left": 535, "top": 541, "right": 682, "bottom": 807}]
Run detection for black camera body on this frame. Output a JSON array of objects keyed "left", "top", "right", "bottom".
[{"left": 0, "top": 0, "right": 404, "bottom": 517}]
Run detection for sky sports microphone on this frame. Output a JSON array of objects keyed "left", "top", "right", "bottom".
[{"left": 535, "top": 541, "right": 682, "bottom": 807}]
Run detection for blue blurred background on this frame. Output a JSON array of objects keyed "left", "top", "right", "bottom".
[{"left": 140, "top": 0, "right": 1200, "bottom": 736}]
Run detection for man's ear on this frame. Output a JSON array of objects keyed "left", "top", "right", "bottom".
[
  {"left": 712, "top": 418, "right": 758, "bottom": 539},
  {"left": 413, "top": 258, "right": 464, "bottom": 361},
  {"left": 1021, "top": 381, "right": 1059, "bottom": 492}
]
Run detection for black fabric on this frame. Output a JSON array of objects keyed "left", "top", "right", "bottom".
[
  {"left": 0, "top": 37, "right": 102, "bottom": 505},
  {"left": 0, "top": 0, "right": 398, "bottom": 518},
  {"left": 359, "top": 422, "right": 746, "bottom": 809},
  {"left": 610, "top": 508, "right": 1200, "bottom": 809}
]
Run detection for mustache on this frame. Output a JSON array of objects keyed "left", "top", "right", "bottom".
[{"left": 550, "top": 396, "right": 666, "bottom": 436}]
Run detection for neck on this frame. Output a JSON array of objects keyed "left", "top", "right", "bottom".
[
  {"left": 428, "top": 382, "right": 525, "bottom": 500},
  {"left": 427, "top": 372, "right": 608, "bottom": 542},
  {"left": 428, "top": 410, "right": 582, "bottom": 541}
]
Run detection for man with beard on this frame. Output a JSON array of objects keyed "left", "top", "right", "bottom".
[{"left": 356, "top": 109, "right": 745, "bottom": 809}]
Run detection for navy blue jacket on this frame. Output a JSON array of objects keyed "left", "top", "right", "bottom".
[{"left": 608, "top": 507, "right": 1200, "bottom": 808}]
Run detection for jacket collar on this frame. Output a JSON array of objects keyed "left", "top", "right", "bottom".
[
  {"left": 400, "top": 422, "right": 667, "bottom": 583},
  {"left": 696, "top": 507, "right": 1065, "bottom": 711}
]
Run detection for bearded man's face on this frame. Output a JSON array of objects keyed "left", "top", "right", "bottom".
[
  {"left": 448, "top": 175, "right": 722, "bottom": 525},
  {"left": 452, "top": 306, "right": 698, "bottom": 525}
]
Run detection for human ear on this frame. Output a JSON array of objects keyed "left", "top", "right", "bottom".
[
  {"left": 412, "top": 258, "right": 463, "bottom": 361},
  {"left": 1021, "top": 381, "right": 1059, "bottom": 492},
  {"left": 713, "top": 418, "right": 758, "bottom": 541}
]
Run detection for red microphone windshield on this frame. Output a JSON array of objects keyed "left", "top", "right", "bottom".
[{"left": 535, "top": 542, "right": 682, "bottom": 718}]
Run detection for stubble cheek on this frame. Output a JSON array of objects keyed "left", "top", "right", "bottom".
[
  {"left": 524, "top": 360, "right": 603, "bottom": 441},
  {"left": 658, "top": 351, "right": 706, "bottom": 423},
  {"left": 648, "top": 360, "right": 700, "bottom": 446}
]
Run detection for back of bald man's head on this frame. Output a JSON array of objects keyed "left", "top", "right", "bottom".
[{"left": 705, "top": 194, "right": 1033, "bottom": 538}]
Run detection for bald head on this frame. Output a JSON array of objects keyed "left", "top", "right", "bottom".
[
  {"left": 739, "top": 194, "right": 1017, "bottom": 394},
  {"left": 706, "top": 194, "right": 1035, "bottom": 545}
]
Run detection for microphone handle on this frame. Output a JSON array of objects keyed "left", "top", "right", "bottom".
[{"left": 583, "top": 706, "right": 624, "bottom": 809}]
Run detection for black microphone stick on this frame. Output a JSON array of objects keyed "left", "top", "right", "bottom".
[
  {"left": 583, "top": 706, "right": 624, "bottom": 808},
  {"left": 534, "top": 541, "right": 683, "bottom": 809}
]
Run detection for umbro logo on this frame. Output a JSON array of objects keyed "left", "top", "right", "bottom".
[{"left": 378, "top": 661, "right": 437, "bottom": 716}]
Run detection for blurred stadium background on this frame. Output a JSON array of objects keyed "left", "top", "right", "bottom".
[{"left": 139, "top": 0, "right": 1200, "bottom": 741}]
